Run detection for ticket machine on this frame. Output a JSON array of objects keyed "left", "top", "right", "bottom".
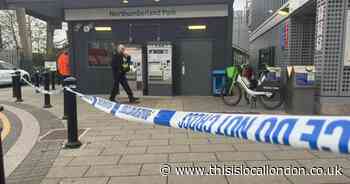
[
  {"left": 285, "top": 65, "right": 316, "bottom": 115},
  {"left": 147, "top": 42, "right": 173, "bottom": 96}
]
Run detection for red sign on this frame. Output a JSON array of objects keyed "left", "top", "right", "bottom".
[{"left": 284, "top": 22, "right": 289, "bottom": 49}]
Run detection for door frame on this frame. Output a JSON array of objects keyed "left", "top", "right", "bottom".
[{"left": 174, "top": 38, "right": 214, "bottom": 96}]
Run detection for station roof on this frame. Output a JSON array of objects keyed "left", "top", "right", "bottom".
[{"left": 2, "top": 0, "right": 234, "bottom": 22}]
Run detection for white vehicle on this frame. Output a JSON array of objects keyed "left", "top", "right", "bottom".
[{"left": 0, "top": 60, "right": 30, "bottom": 85}]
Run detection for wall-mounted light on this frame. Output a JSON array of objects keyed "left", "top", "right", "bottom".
[
  {"left": 122, "top": 0, "right": 128, "bottom": 4},
  {"left": 95, "top": 26, "right": 112, "bottom": 32},
  {"left": 278, "top": 7, "right": 289, "bottom": 16},
  {"left": 188, "top": 25, "right": 207, "bottom": 30}
]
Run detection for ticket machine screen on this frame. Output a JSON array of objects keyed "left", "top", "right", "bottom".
[{"left": 147, "top": 43, "right": 172, "bottom": 84}]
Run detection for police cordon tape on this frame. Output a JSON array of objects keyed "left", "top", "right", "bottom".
[
  {"left": 65, "top": 87, "right": 350, "bottom": 154},
  {"left": 21, "top": 77, "right": 63, "bottom": 95}
]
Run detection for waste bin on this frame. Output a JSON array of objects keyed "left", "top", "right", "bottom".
[
  {"left": 212, "top": 70, "right": 226, "bottom": 96},
  {"left": 285, "top": 66, "right": 317, "bottom": 115}
]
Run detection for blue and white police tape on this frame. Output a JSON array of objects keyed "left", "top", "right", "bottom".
[
  {"left": 65, "top": 87, "right": 350, "bottom": 154},
  {"left": 21, "top": 77, "right": 63, "bottom": 95}
]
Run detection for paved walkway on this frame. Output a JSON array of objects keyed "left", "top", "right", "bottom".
[{"left": 1, "top": 86, "right": 350, "bottom": 184}]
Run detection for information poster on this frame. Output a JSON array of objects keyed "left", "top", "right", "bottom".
[
  {"left": 293, "top": 66, "right": 315, "bottom": 85},
  {"left": 147, "top": 42, "right": 173, "bottom": 84},
  {"left": 345, "top": 10, "right": 350, "bottom": 66},
  {"left": 44, "top": 61, "right": 57, "bottom": 71},
  {"left": 315, "top": 4, "right": 325, "bottom": 51}
]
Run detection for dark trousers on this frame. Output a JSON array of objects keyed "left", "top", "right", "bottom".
[{"left": 110, "top": 70, "right": 133, "bottom": 100}]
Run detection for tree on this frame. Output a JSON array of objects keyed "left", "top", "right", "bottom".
[
  {"left": 0, "top": 9, "right": 67, "bottom": 54},
  {"left": 16, "top": 8, "right": 32, "bottom": 61},
  {"left": 0, "top": 10, "right": 19, "bottom": 49},
  {"left": 30, "top": 17, "right": 46, "bottom": 53}
]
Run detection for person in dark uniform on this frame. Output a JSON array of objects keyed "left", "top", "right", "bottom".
[{"left": 110, "top": 44, "right": 139, "bottom": 103}]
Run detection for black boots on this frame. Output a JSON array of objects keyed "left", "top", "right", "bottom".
[
  {"left": 109, "top": 97, "right": 140, "bottom": 103},
  {"left": 129, "top": 97, "right": 140, "bottom": 103}
]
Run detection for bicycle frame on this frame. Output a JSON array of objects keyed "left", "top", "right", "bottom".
[{"left": 231, "top": 75, "right": 273, "bottom": 97}]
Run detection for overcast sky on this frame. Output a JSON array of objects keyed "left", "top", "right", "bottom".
[{"left": 233, "top": 0, "right": 246, "bottom": 10}]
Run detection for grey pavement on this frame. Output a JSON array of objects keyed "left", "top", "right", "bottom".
[
  {"left": 3, "top": 104, "right": 40, "bottom": 177},
  {"left": 1, "top": 86, "right": 350, "bottom": 184}
]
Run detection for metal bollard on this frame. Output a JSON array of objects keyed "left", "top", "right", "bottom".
[
  {"left": 14, "top": 71, "right": 23, "bottom": 102},
  {"left": 0, "top": 127, "right": 6, "bottom": 184},
  {"left": 43, "top": 72, "right": 52, "bottom": 108},
  {"left": 11, "top": 72, "right": 17, "bottom": 98},
  {"left": 62, "top": 105, "right": 68, "bottom": 120},
  {"left": 51, "top": 71, "right": 56, "bottom": 90},
  {"left": 63, "top": 77, "right": 81, "bottom": 149},
  {"left": 34, "top": 70, "right": 40, "bottom": 93}
]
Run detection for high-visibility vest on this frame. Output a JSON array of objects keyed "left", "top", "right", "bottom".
[{"left": 57, "top": 52, "right": 71, "bottom": 76}]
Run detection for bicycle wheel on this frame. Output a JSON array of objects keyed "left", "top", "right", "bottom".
[
  {"left": 258, "top": 89, "right": 284, "bottom": 110},
  {"left": 221, "top": 83, "right": 242, "bottom": 106}
]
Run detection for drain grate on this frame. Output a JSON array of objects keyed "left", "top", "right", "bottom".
[{"left": 40, "top": 128, "right": 87, "bottom": 141}]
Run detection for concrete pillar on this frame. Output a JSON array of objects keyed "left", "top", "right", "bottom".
[{"left": 315, "top": 0, "right": 350, "bottom": 114}]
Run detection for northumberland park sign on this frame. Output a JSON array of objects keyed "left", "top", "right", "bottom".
[
  {"left": 65, "top": 4, "right": 228, "bottom": 21},
  {"left": 109, "top": 7, "right": 177, "bottom": 17}
]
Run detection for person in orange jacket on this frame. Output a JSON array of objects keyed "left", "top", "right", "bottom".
[{"left": 57, "top": 51, "right": 71, "bottom": 82}]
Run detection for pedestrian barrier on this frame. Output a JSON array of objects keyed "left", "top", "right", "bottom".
[
  {"left": 42, "top": 71, "right": 52, "bottom": 108},
  {"left": 62, "top": 78, "right": 81, "bottom": 148},
  {"left": 64, "top": 86, "right": 350, "bottom": 155},
  {"left": 21, "top": 76, "right": 63, "bottom": 96},
  {"left": 10, "top": 75, "right": 350, "bottom": 154}
]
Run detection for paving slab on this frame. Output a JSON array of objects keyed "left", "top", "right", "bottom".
[
  {"left": 119, "top": 154, "right": 168, "bottom": 164},
  {"left": 216, "top": 152, "right": 267, "bottom": 161},
  {"left": 190, "top": 144, "right": 235, "bottom": 152},
  {"left": 147, "top": 145, "right": 190, "bottom": 153},
  {"left": 264, "top": 150, "right": 316, "bottom": 160},
  {"left": 46, "top": 166, "right": 89, "bottom": 178},
  {"left": 101, "top": 146, "right": 147, "bottom": 155},
  {"left": 85, "top": 165, "right": 141, "bottom": 177},
  {"left": 59, "top": 177, "right": 109, "bottom": 184},
  {"left": 226, "top": 175, "right": 291, "bottom": 184},
  {"left": 2, "top": 87, "right": 350, "bottom": 184},
  {"left": 169, "top": 153, "right": 217, "bottom": 162},
  {"left": 168, "top": 176, "right": 228, "bottom": 184},
  {"left": 108, "top": 176, "right": 166, "bottom": 184},
  {"left": 129, "top": 139, "right": 169, "bottom": 146},
  {"left": 68, "top": 156, "right": 120, "bottom": 166}
]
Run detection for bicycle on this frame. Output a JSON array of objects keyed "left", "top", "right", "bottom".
[{"left": 221, "top": 64, "right": 284, "bottom": 110}]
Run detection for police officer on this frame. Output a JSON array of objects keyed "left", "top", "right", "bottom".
[{"left": 110, "top": 44, "right": 139, "bottom": 103}]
